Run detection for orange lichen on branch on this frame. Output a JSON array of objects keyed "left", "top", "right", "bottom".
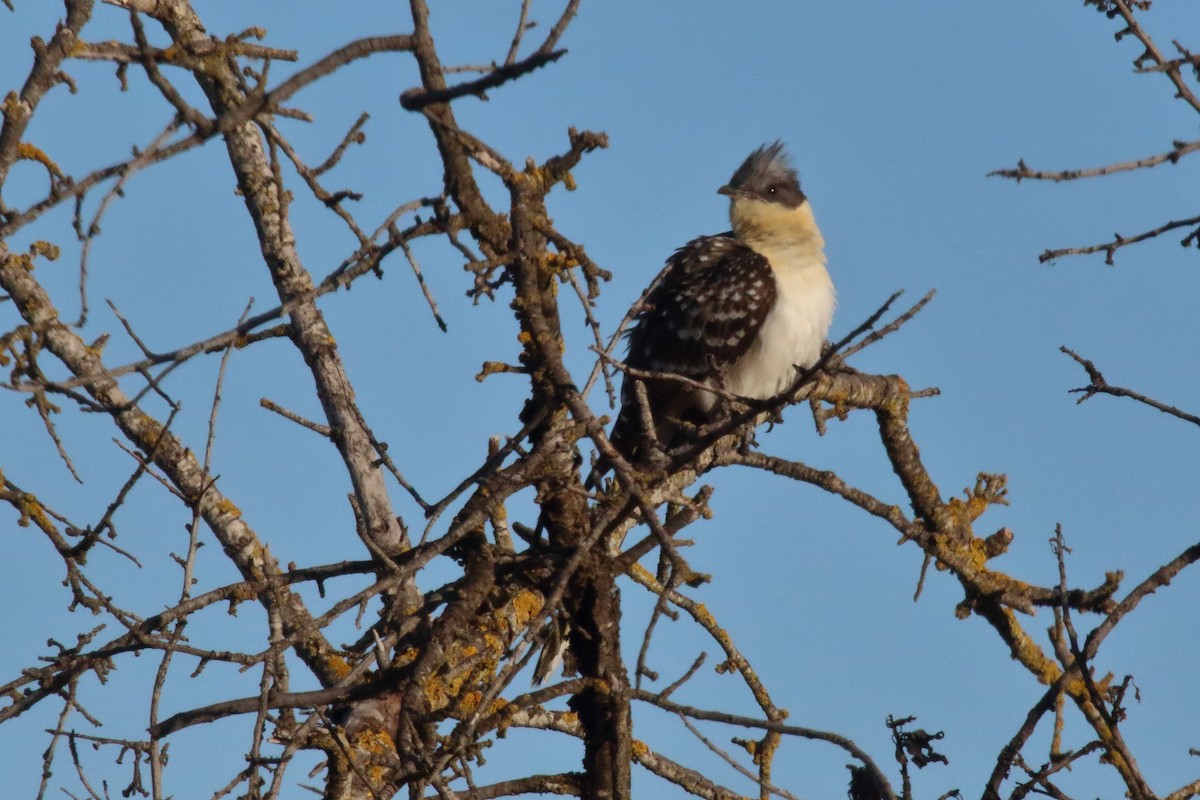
[
  {"left": 234, "top": 26, "right": 267, "bottom": 42},
  {"left": 736, "top": 738, "right": 759, "bottom": 758},
  {"left": 214, "top": 498, "right": 243, "bottom": 518},
  {"left": 454, "top": 692, "right": 514, "bottom": 723},
  {"left": 3, "top": 91, "right": 23, "bottom": 120},
  {"left": 28, "top": 241, "right": 60, "bottom": 261},
  {"left": 490, "top": 697, "right": 524, "bottom": 736},
  {"left": 946, "top": 495, "right": 988, "bottom": 526},
  {"left": 980, "top": 604, "right": 1060, "bottom": 685},
  {"left": 392, "top": 646, "right": 419, "bottom": 668},
  {"left": 84, "top": 333, "right": 110, "bottom": 358},
  {"left": 947, "top": 473, "right": 1009, "bottom": 526},
  {"left": 15, "top": 492, "right": 54, "bottom": 533},
  {"left": 158, "top": 42, "right": 185, "bottom": 64},
  {"left": 323, "top": 653, "right": 353, "bottom": 681},
  {"left": 419, "top": 589, "right": 547, "bottom": 718},
  {"left": 691, "top": 602, "right": 717, "bottom": 630},
  {"left": 543, "top": 250, "right": 578, "bottom": 272},
  {"left": 510, "top": 589, "right": 543, "bottom": 624},
  {"left": 756, "top": 733, "right": 780, "bottom": 768},
  {"left": 422, "top": 674, "right": 453, "bottom": 711},
  {"left": 229, "top": 582, "right": 258, "bottom": 604},
  {"left": 346, "top": 726, "right": 398, "bottom": 788},
  {"left": 16, "top": 142, "right": 64, "bottom": 178},
  {"left": 475, "top": 360, "right": 525, "bottom": 381},
  {"left": 456, "top": 690, "right": 484, "bottom": 714},
  {"left": 427, "top": 651, "right": 497, "bottom": 715}
]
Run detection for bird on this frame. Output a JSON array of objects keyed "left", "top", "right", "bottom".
[
  {"left": 607, "top": 141, "right": 835, "bottom": 463},
  {"left": 534, "top": 143, "right": 834, "bottom": 685}
]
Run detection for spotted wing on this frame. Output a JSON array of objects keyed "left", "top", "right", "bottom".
[{"left": 611, "top": 234, "right": 776, "bottom": 457}]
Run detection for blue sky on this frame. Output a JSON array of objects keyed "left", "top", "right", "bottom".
[{"left": 3, "top": 2, "right": 1199, "bottom": 798}]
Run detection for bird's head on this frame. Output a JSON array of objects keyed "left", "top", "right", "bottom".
[
  {"left": 718, "top": 141, "right": 805, "bottom": 209},
  {"left": 718, "top": 142, "right": 818, "bottom": 247}
]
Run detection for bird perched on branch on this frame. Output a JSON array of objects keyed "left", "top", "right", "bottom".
[
  {"left": 607, "top": 141, "right": 836, "bottom": 463},
  {"left": 538, "top": 144, "right": 833, "bottom": 684}
]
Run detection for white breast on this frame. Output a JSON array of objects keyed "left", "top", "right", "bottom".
[{"left": 725, "top": 246, "right": 835, "bottom": 399}]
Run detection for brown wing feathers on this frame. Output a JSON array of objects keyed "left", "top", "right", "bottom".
[{"left": 609, "top": 235, "right": 776, "bottom": 460}]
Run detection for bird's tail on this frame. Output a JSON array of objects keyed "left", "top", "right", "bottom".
[
  {"left": 584, "top": 403, "right": 638, "bottom": 490},
  {"left": 530, "top": 615, "right": 572, "bottom": 685}
]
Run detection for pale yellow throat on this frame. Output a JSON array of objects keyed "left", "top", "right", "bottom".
[
  {"left": 729, "top": 197, "right": 825, "bottom": 262},
  {"left": 718, "top": 195, "right": 835, "bottom": 401}
]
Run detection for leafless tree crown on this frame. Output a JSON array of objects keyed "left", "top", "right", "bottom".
[{"left": 1, "top": 2, "right": 1198, "bottom": 800}]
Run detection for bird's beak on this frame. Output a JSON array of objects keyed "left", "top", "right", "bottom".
[{"left": 717, "top": 184, "right": 735, "bottom": 198}]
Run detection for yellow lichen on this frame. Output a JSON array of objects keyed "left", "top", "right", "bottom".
[
  {"left": 28, "top": 241, "right": 60, "bottom": 261},
  {"left": 481, "top": 631, "right": 503, "bottom": 653},
  {"left": 393, "top": 646, "right": 419, "bottom": 667},
  {"left": 510, "top": 589, "right": 544, "bottom": 625},
  {"left": 543, "top": 251, "right": 578, "bottom": 271},
  {"left": 476, "top": 361, "right": 518, "bottom": 381},
  {"left": 17, "top": 142, "right": 63, "bottom": 178},
  {"left": 17, "top": 494, "right": 53, "bottom": 532},
  {"left": 423, "top": 675, "right": 449, "bottom": 709},
  {"left": 692, "top": 602, "right": 716, "bottom": 628},
  {"left": 1000, "top": 607, "right": 1060, "bottom": 685},
  {"left": 323, "top": 653, "right": 353, "bottom": 680},
  {"left": 456, "top": 691, "right": 483, "bottom": 713},
  {"left": 347, "top": 726, "right": 397, "bottom": 787},
  {"left": 214, "top": 498, "right": 242, "bottom": 518},
  {"left": 3, "top": 91, "right": 22, "bottom": 120}
]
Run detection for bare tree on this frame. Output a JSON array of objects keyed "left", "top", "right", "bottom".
[
  {"left": 992, "top": 0, "right": 1200, "bottom": 433},
  {"left": 0, "top": 2, "right": 1196, "bottom": 800}
]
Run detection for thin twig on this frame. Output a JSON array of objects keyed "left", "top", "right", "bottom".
[
  {"left": 987, "top": 139, "right": 1200, "bottom": 183},
  {"left": 74, "top": 120, "right": 183, "bottom": 326},
  {"left": 260, "top": 398, "right": 333, "bottom": 437},
  {"left": 400, "top": 49, "right": 566, "bottom": 110},
  {"left": 1061, "top": 346, "right": 1200, "bottom": 426},
  {"left": 505, "top": 0, "right": 533, "bottom": 65},
  {"left": 400, "top": 239, "right": 448, "bottom": 331},
  {"left": 1039, "top": 212, "right": 1200, "bottom": 265},
  {"left": 632, "top": 690, "right": 895, "bottom": 800},
  {"left": 677, "top": 714, "right": 801, "bottom": 800}
]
